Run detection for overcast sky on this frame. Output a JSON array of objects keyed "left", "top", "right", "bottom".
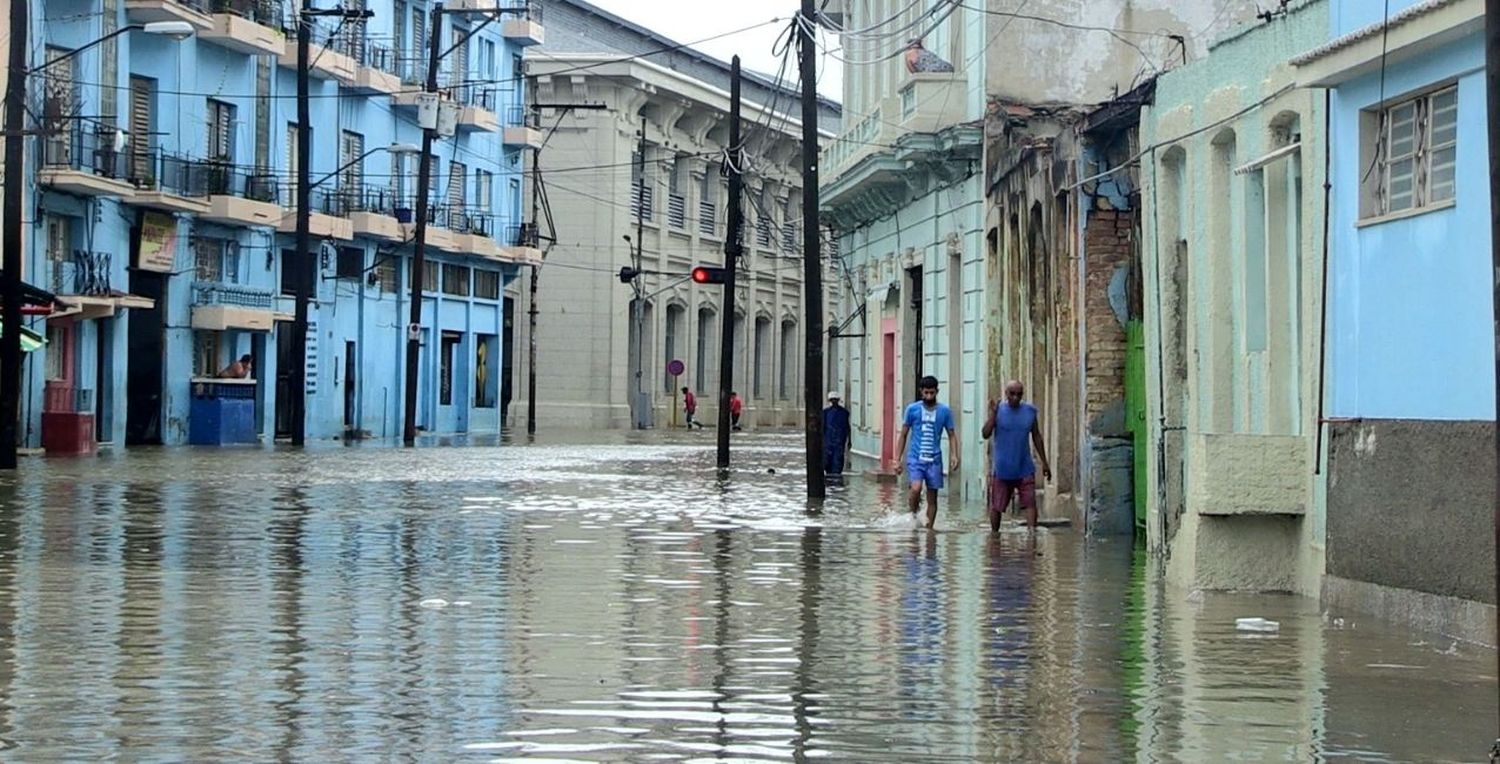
[{"left": 583, "top": 0, "right": 846, "bottom": 102}]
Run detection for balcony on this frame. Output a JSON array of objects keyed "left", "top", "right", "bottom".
[
  {"left": 450, "top": 84, "right": 499, "bottom": 133},
  {"left": 502, "top": 221, "right": 543, "bottom": 265},
  {"left": 278, "top": 22, "right": 357, "bottom": 83},
  {"left": 39, "top": 124, "right": 137, "bottom": 198},
  {"left": 278, "top": 187, "right": 354, "bottom": 241},
  {"left": 201, "top": 0, "right": 284, "bottom": 56},
  {"left": 125, "top": 150, "right": 213, "bottom": 214},
  {"left": 190, "top": 281, "right": 284, "bottom": 331},
  {"left": 125, "top": 0, "right": 212, "bottom": 30},
  {"left": 501, "top": 106, "right": 543, "bottom": 148},
  {"left": 347, "top": 187, "right": 406, "bottom": 242},
  {"left": 204, "top": 164, "right": 281, "bottom": 227},
  {"left": 502, "top": 17, "right": 545, "bottom": 47},
  {"left": 351, "top": 43, "right": 401, "bottom": 95},
  {"left": 46, "top": 251, "right": 154, "bottom": 320},
  {"left": 396, "top": 200, "right": 458, "bottom": 252},
  {"left": 445, "top": 209, "right": 506, "bottom": 260}
]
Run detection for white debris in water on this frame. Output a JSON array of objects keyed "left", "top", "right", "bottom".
[
  {"left": 419, "top": 598, "right": 449, "bottom": 609},
  {"left": 1235, "top": 617, "right": 1280, "bottom": 633}
]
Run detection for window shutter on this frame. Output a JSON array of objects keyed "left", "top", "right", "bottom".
[
  {"left": 129, "top": 77, "right": 152, "bottom": 180},
  {"left": 447, "top": 161, "right": 466, "bottom": 207}
]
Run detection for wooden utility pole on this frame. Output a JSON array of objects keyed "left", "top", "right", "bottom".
[
  {"left": 1485, "top": 2, "right": 1500, "bottom": 757},
  {"left": 0, "top": 0, "right": 28, "bottom": 468},
  {"left": 716, "top": 57, "right": 744, "bottom": 470},
  {"left": 289, "top": 8, "right": 312, "bottom": 446},
  {"left": 403, "top": 3, "right": 444, "bottom": 446},
  {"left": 798, "top": 0, "right": 826, "bottom": 498}
]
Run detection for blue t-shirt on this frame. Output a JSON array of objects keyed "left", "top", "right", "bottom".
[
  {"left": 904, "top": 402, "right": 954, "bottom": 464},
  {"left": 990, "top": 401, "right": 1037, "bottom": 480}
]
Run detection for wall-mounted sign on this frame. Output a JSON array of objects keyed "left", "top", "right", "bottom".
[{"left": 137, "top": 212, "right": 178, "bottom": 273}]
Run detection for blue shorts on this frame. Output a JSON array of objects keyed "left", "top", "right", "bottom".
[{"left": 907, "top": 458, "right": 944, "bottom": 490}]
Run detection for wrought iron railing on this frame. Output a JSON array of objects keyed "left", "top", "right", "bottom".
[
  {"left": 192, "top": 281, "right": 276, "bottom": 309},
  {"left": 210, "top": 0, "right": 282, "bottom": 27},
  {"left": 50, "top": 250, "right": 112, "bottom": 296},
  {"left": 509, "top": 221, "right": 538, "bottom": 248},
  {"left": 41, "top": 123, "right": 129, "bottom": 181},
  {"left": 129, "top": 149, "right": 215, "bottom": 198},
  {"left": 363, "top": 42, "right": 398, "bottom": 75},
  {"left": 204, "top": 162, "right": 279, "bottom": 204}
]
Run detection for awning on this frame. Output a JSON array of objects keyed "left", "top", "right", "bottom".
[{"left": 0, "top": 321, "right": 47, "bottom": 352}]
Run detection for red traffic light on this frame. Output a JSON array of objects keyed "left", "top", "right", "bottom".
[{"left": 691, "top": 266, "right": 728, "bottom": 285}]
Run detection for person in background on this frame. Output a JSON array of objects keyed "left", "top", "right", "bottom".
[
  {"left": 895, "top": 376, "right": 958, "bottom": 529},
  {"left": 218, "top": 354, "right": 253, "bottom": 379},
  {"left": 981, "top": 379, "right": 1052, "bottom": 531},
  {"left": 729, "top": 391, "right": 744, "bottom": 430},
  {"left": 682, "top": 387, "right": 704, "bottom": 429},
  {"left": 822, "top": 391, "right": 851, "bottom": 475}
]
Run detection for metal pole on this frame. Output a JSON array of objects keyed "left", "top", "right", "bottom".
[
  {"left": 0, "top": 0, "right": 26, "bottom": 468},
  {"left": 1485, "top": 2, "right": 1500, "bottom": 756},
  {"left": 289, "top": 9, "right": 313, "bottom": 446},
  {"left": 403, "top": 3, "right": 443, "bottom": 446},
  {"left": 716, "top": 57, "right": 742, "bottom": 469},
  {"left": 633, "top": 117, "right": 647, "bottom": 429},
  {"left": 799, "top": 0, "right": 826, "bottom": 499},
  {"left": 527, "top": 107, "right": 540, "bottom": 436}
]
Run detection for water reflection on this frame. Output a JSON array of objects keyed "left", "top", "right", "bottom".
[{"left": 0, "top": 432, "right": 1490, "bottom": 761}]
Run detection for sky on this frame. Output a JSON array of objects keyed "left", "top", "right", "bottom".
[{"left": 582, "top": 0, "right": 846, "bottom": 101}]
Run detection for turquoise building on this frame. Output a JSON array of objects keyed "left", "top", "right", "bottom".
[{"left": 18, "top": 0, "right": 540, "bottom": 449}]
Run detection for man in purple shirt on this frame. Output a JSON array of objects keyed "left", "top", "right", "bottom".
[
  {"left": 981, "top": 380, "right": 1051, "bottom": 532},
  {"left": 896, "top": 376, "right": 958, "bottom": 529}
]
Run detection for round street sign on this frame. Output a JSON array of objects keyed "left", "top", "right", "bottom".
[{"left": 667, "top": 359, "right": 685, "bottom": 377}]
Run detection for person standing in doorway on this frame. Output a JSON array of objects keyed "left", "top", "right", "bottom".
[
  {"left": 896, "top": 375, "right": 958, "bottom": 529},
  {"left": 981, "top": 379, "right": 1052, "bottom": 531},
  {"left": 682, "top": 387, "right": 704, "bottom": 429},
  {"left": 822, "top": 392, "right": 851, "bottom": 475},
  {"left": 729, "top": 391, "right": 744, "bottom": 430}
]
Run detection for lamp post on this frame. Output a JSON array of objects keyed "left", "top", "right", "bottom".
[{"left": 0, "top": 20, "right": 194, "bottom": 469}]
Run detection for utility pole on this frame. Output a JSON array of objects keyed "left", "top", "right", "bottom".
[
  {"left": 289, "top": 9, "right": 312, "bottom": 446},
  {"left": 798, "top": 0, "right": 826, "bottom": 499},
  {"left": 0, "top": 0, "right": 27, "bottom": 468},
  {"left": 716, "top": 57, "right": 743, "bottom": 470},
  {"left": 632, "top": 117, "right": 648, "bottom": 430},
  {"left": 403, "top": 3, "right": 444, "bottom": 446},
  {"left": 1485, "top": 2, "right": 1500, "bottom": 757}
]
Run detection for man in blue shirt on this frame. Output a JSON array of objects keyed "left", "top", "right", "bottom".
[
  {"left": 896, "top": 375, "right": 958, "bottom": 529},
  {"left": 981, "top": 379, "right": 1052, "bottom": 532},
  {"left": 822, "top": 391, "right": 851, "bottom": 475}
]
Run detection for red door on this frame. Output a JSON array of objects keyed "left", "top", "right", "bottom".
[{"left": 880, "top": 318, "right": 896, "bottom": 470}]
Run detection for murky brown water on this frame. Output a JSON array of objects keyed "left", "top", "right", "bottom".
[{"left": 0, "top": 430, "right": 1492, "bottom": 761}]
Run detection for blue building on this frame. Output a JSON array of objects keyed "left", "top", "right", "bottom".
[
  {"left": 19, "top": 0, "right": 542, "bottom": 449},
  {"left": 1294, "top": 0, "right": 1494, "bottom": 641}
]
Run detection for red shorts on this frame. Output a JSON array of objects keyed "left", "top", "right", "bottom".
[{"left": 990, "top": 476, "right": 1036, "bottom": 515}]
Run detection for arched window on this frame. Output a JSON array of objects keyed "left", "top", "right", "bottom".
[{"left": 779, "top": 319, "right": 797, "bottom": 400}]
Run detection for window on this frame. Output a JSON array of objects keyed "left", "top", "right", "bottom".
[
  {"left": 664, "top": 304, "right": 684, "bottom": 392},
  {"left": 340, "top": 130, "right": 365, "bottom": 194},
  {"left": 336, "top": 246, "right": 364, "bottom": 279},
  {"left": 474, "top": 269, "right": 500, "bottom": 299},
  {"left": 900, "top": 84, "right": 915, "bottom": 119},
  {"left": 753, "top": 316, "right": 770, "bottom": 399},
  {"left": 630, "top": 149, "right": 653, "bottom": 222},
  {"left": 45, "top": 215, "right": 69, "bottom": 263},
  {"left": 698, "top": 168, "right": 717, "bottom": 236},
  {"left": 696, "top": 307, "right": 716, "bottom": 392},
  {"left": 374, "top": 256, "right": 397, "bottom": 293},
  {"left": 100, "top": 0, "right": 119, "bottom": 128},
  {"left": 667, "top": 155, "right": 687, "bottom": 229},
  {"left": 194, "top": 238, "right": 224, "bottom": 282},
  {"left": 474, "top": 169, "right": 493, "bottom": 212},
  {"left": 439, "top": 332, "right": 460, "bottom": 405},
  {"left": 194, "top": 330, "right": 221, "bottom": 377},
  {"left": 442, "top": 263, "right": 469, "bottom": 296},
  {"left": 208, "top": 99, "right": 235, "bottom": 163},
  {"left": 128, "top": 77, "right": 154, "bottom": 181},
  {"left": 779, "top": 319, "right": 796, "bottom": 400},
  {"left": 447, "top": 160, "right": 467, "bottom": 217},
  {"left": 254, "top": 58, "right": 271, "bottom": 172},
  {"left": 45, "top": 327, "right": 66, "bottom": 381},
  {"left": 422, "top": 260, "right": 440, "bottom": 292},
  {"left": 391, "top": 151, "right": 407, "bottom": 201},
  {"left": 1363, "top": 86, "right": 1458, "bottom": 218}
]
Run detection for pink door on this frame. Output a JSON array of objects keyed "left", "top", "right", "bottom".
[{"left": 880, "top": 318, "right": 896, "bottom": 470}]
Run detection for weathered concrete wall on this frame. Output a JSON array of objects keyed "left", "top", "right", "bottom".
[{"left": 1326, "top": 419, "right": 1497, "bottom": 605}]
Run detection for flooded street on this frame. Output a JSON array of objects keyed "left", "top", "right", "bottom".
[{"left": 0, "top": 431, "right": 1492, "bottom": 761}]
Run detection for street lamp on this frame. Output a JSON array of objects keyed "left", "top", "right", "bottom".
[{"left": 0, "top": 19, "right": 195, "bottom": 469}]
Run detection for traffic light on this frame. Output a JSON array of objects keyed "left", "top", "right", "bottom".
[
  {"left": 691, "top": 266, "right": 728, "bottom": 285},
  {"left": 618, "top": 266, "right": 641, "bottom": 283}
]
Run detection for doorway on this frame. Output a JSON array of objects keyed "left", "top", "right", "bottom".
[
  {"left": 343, "top": 340, "right": 357, "bottom": 435},
  {"left": 125, "top": 271, "right": 166, "bottom": 445},
  {"left": 880, "top": 317, "right": 896, "bottom": 470},
  {"left": 275, "top": 323, "right": 294, "bottom": 438},
  {"left": 95, "top": 318, "right": 111, "bottom": 443},
  {"left": 906, "top": 265, "right": 923, "bottom": 397}
]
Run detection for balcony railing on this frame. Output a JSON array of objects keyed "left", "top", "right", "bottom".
[
  {"left": 447, "top": 83, "right": 495, "bottom": 110},
  {"left": 349, "top": 185, "right": 401, "bottom": 214},
  {"left": 397, "top": 56, "right": 428, "bottom": 86},
  {"left": 50, "top": 250, "right": 113, "bottom": 296},
  {"left": 444, "top": 207, "right": 499, "bottom": 236},
  {"left": 209, "top": 0, "right": 281, "bottom": 27},
  {"left": 509, "top": 221, "right": 538, "bottom": 248},
  {"left": 667, "top": 193, "right": 686, "bottom": 230},
  {"left": 698, "top": 198, "right": 716, "bottom": 236},
  {"left": 205, "top": 162, "right": 279, "bottom": 203},
  {"left": 129, "top": 149, "right": 215, "bottom": 198},
  {"left": 503, "top": 104, "right": 535, "bottom": 128},
  {"left": 42, "top": 123, "right": 129, "bottom": 180},
  {"left": 363, "top": 42, "right": 398, "bottom": 75},
  {"left": 192, "top": 281, "right": 276, "bottom": 309}
]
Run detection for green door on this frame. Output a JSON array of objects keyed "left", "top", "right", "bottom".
[{"left": 1124, "top": 321, "right": 1147, "bottom": 538}]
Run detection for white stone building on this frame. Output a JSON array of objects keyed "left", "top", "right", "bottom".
[{"left": 517, "top": 0, "right": 840, "bottom": 430}]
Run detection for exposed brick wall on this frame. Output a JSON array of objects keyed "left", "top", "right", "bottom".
[{"left": 1083, "top": 209, "right": 1131, "bottom": 427}]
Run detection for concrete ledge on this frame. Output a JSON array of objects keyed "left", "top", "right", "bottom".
[{"left": 1323, "top": 574, "right": 1496, "bottom": 647}]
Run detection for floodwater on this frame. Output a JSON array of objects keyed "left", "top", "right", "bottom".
[{"left": 0, "top": 430, "right": 1492, "bottom": 761}]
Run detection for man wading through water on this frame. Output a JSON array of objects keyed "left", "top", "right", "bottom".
[
  {"left": 896, "top": 376, "right": 958, "bottom": 529},
  {"left": 982, "top": 380, "right": 1051, "bottom": 532}
]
